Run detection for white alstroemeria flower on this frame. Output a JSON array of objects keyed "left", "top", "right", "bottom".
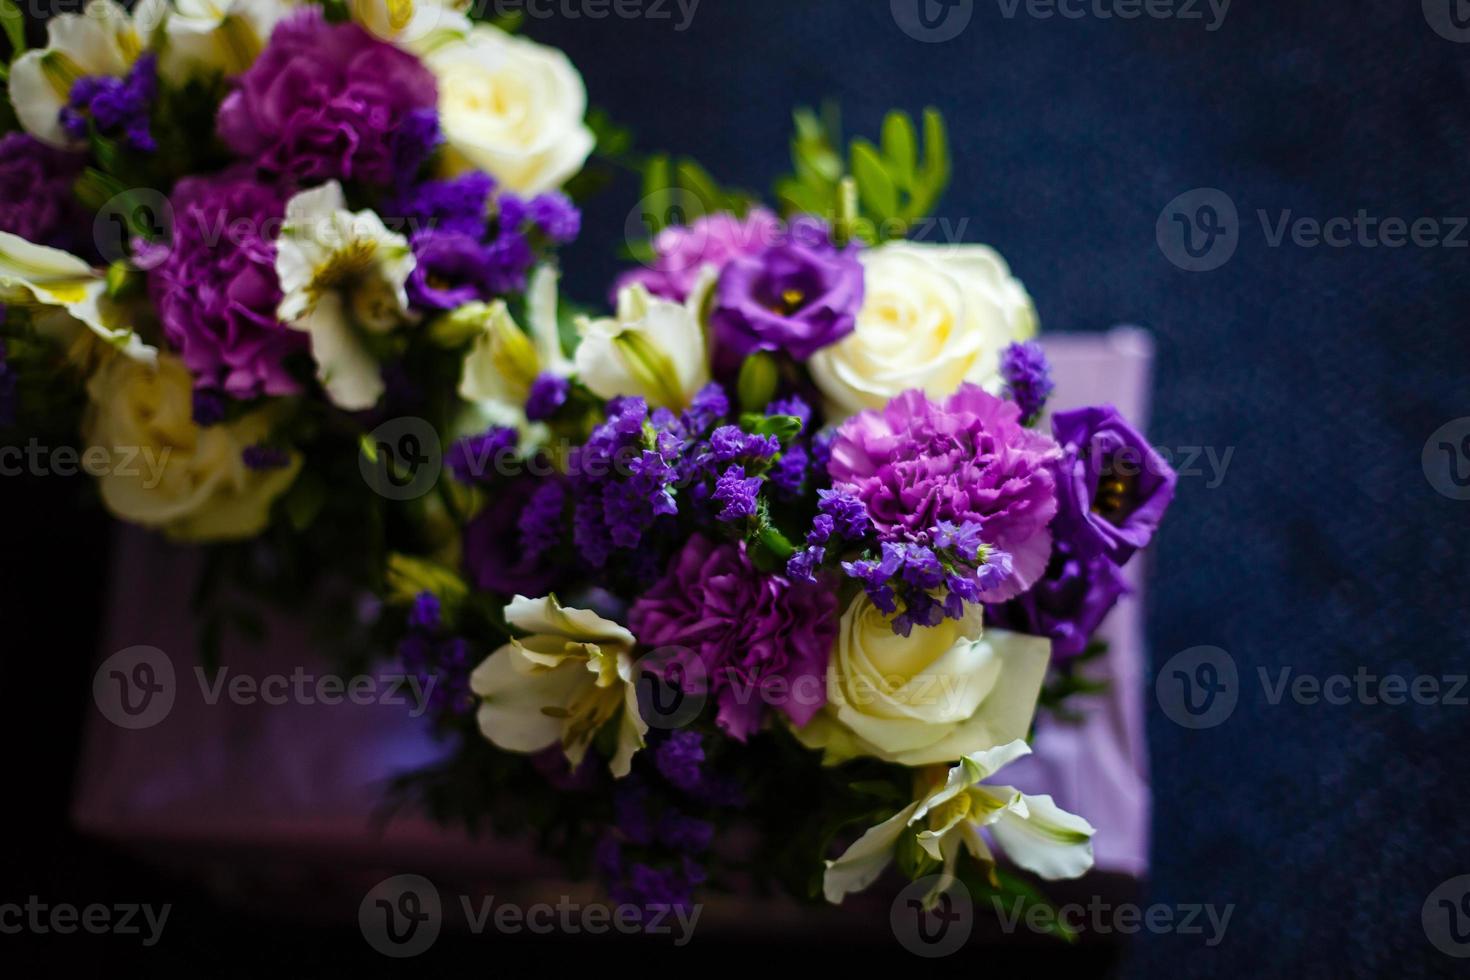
[
  {"left": 457, "top": 264, "right": 570, "bottom": 417},
  {"left": 0, "top": 231, "right": 155, "bottom": 363},
  {"left": 574, "top": 271, "right": 713, "bottom": 410},
  {"left": 159, "top": 0, "right": 294, "bottom": 82},
  {"left": 823, "top": 740, "right": 1095, "bottom": 904},
  {"left": 274, "top": 181, "right": 415, "bottom": 411},
  {"left": 10, "top": 0, "right": 167, "bottom": 147},
  {"left": 470, "top": 594, "right": 647, "bottom": 778},
  {"left": 348, "top": 0, "right": 471, "bottom": 54}
]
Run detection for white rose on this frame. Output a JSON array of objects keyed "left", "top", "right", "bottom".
[
  {"left": 791, "top": 594, "right": 1051, "bottom": 767},
  {"left": 574, "top": 274, "right": 713, "bottom": 410},
  {"left": 426, "top": 25, "right": 595, "bottom": 195},
  {"left": 808, "top": 241, "right": 1038, "bottom": 419},
  {"left": 82, "top": 354, "right": 301, "bottom": 541}
]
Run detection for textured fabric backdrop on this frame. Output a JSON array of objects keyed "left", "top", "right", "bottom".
[{"left": 528, "top": 1, "right": 1470, "bottom": 975}]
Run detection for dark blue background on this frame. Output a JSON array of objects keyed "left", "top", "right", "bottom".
[{"left": 530, "top": 1, "right": 1470, "bottom": 975}]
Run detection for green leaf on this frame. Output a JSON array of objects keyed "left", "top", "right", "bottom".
[
  {"left": 911, "top": 107, "right": 952, "bottom": 217},
  {"left": 881, "top": 110, "right": 918, "bottom": 190},
  {"left": 962, "top": 862, "right": 1079, "bottom": 944},
  {"left": 283, "top": 471, "right": 327, "bottom": 531},
  {"left": 0, "top": 0, "right": 27, "bottom": 62}
]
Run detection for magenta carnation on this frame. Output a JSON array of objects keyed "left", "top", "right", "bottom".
[
  {"left": 616, "top": 209, "right": 782, "bottom": 303},
  {"left": 149, "top": 171, "right": 305, "bottom": 398},
  {"left": 827, "top": 384, "right": 1061, "bottom": 602},
  {"left": 628, "top": 535, "right": 837, "bottom": 741},
  {"left": 216, "top": 9, "right": 437, "bottom": 187}
]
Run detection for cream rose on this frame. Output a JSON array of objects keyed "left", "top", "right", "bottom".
[
  {"left": 426, "top": 25, "right": 595, "bottom": 195},
  {"left": 82, "top": 354, "right": 301, "bottom": 541},
  {"left": 791, "top": 594, "right": 1051, "bottom": 767},
  {"left": 808, "top": 241, "right": 1038, "bottom": 419}
]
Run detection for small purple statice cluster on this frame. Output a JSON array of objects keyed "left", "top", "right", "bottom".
[
  {"left": 789, "top": 489, "right": 1012, "bottom": 636},
  {"left": 59, "top": 54, "right": 158, "bottom": 152},
  {"left": 396, "top": 592, "right": 477, "bottom": 728},
  {"left": 1000, "top": 339, "right": 1055, "bottom": 424},
  {"left": 595, "top": 731, "right": 742, "bottom": 921},
  {"left": 390, "top": 172, "right": 580, "bottom": 311},
  {"left": 547, "top": 383, "right": 803, "bottom": 574}
]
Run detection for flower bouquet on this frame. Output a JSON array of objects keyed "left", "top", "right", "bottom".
[
  {"left": 376, "top": 108, "right": 1178, "bottom": 920},
  {"left": 0, "top": 1, "right": 593, "bottom": 660},
  {"left": 3, "top": 2, "right": 1176, "bottom": 937}
]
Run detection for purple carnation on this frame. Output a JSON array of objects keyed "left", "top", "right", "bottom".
[
  {"left": 710, "top": 235, "right": 864, "bottom": 364},
  {"left": 150, "top": 171, "right": 306, "bottom": 399},
  {"left": 986, "top": 540, "right": 1129, "bottom": 660},
  {"left": 629, "top": 535, "right": 837, "bottom": 741},
  {"left": 827, "top": 384, "right": 1061, "bottom": 602},
  {"left": 616, "top": 209, "right": 783, "bottom": 302},
  {"left": 0, "top": 134, "right": 86, "bottom": 250},
  {"left": 1050, "top": 405, "right": 1177, "bottom": 564},
  {"left": 217, "top": 10, "right": 437, "bottom": 187}
]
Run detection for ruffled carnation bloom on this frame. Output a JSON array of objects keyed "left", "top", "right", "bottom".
[
  {"left": 0, "top": 134, "right": 86, "bottom": 250},
  {"left": 150, "top": 171, "right": 307, "bottom": 399},
  {"left": 217, "top": 9, "right": 438, "bottom": 187},
  {"left": 827, "top": 384, "right": 1061, "bottom": 602},
  {"left": 616, "top": 209, "right": 782, "bottom": 303},
  {"left": 1050, "top": 405, "right": 1176, "bottom": 564},
  {"left": 986, "top": 539, "right": 1129, "bottom": 660},
  {"left": 628, "top": 534, "right": 838, "bottom": 741},
  {"left": 710, "top": 225, "right": 864, "bottom": 364}
]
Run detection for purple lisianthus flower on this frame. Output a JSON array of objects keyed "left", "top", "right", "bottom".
[
  {"left": 986, "top": 540, "right": 1129, "bottom": 660},
  {"left": 827, "top": 384, "right": 1061, "bottom": 602},
  {"left": 710, "top": 236, "right": 863, "bottom": 364},
  {"left": 150, "top": 171, "right": 306, "bottom": 399},
  {"left": 1050, "top": 405, "right": 1177, "bottom": 564},
  {"left": 616, "top": 209, "right": 783, "bottom": 302},
  {"left": 462, "top": 477, "right": 558, "bottom": 595},
  {"left": 0, "top": 134, "right": 86, "bottom": 250},
  {"left": 405, "top": 230, "right": 492, "bottom": 311},
  {"left": 629, "top": 535, "right": 837, "bottom": 741},
  {"left": 217, "top": 10, "right": 437, "bottom": 187}
]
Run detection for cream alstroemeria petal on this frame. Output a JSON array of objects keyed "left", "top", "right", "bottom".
[
  {"left": 457, "top": 300, "right": 539, "bottom": 407},
  {"left": 470, "top": 645, "right": 588, "bottom": 753},
  {"left": 525, "top": 264, "right": 571, "bottom": 375},
  {"left": 988, "top": 792, "right": 1096, "bottom": 881},
  {"left": 609, "top": 677, "right": 649, "bottom": 779},
  {"left": 290, "top": 293, "right": 385, "bottom": 411},
  {"left": 822, "top": 801, "right": 920, "bottom": 905},
  {"left": 503, "top": 594, "right": 636, "bottom": 648},
  {"left": 0, "top": 233, "right": 154, "bottom": 361}
]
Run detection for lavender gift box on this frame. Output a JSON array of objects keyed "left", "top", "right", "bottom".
[{"left": 71, "top": 329, "right": 1157, "bottom": 931}]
